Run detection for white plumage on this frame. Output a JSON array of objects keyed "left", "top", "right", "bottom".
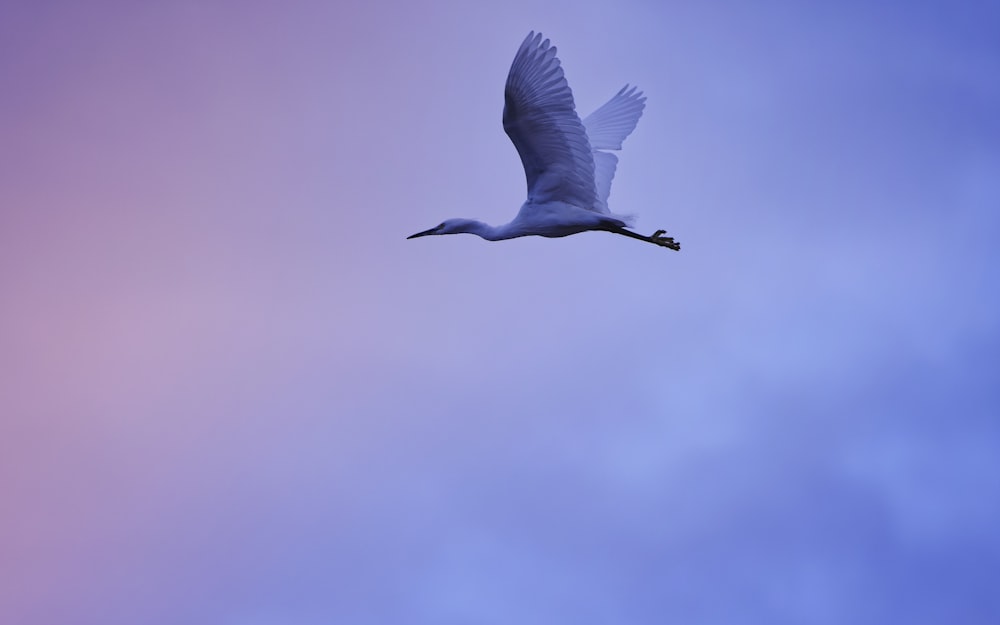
[{"left": 408, "top": 32, "right": 680, "bottom": 250}]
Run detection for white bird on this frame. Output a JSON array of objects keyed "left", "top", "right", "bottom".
[{"left": 408, "top": 31, "right": 680, "bottom": 251}]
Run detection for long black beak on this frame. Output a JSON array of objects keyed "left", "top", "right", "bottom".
[{"left": 407, "top": 227, "right": 438, "bottom": 239}]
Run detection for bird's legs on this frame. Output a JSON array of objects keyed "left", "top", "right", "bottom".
[{"left": 611, "top": 227, "right": 681, "bottom": 251}]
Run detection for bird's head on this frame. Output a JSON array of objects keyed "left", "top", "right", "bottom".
[{"left": 407, "top": 218, "right": 479, "bottom": 238}]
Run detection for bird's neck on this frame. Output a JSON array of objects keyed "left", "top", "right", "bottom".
[
  {"left": 462, "top": 219, "right": 531, "bottom": 241},
  {"left": 457, "top": 219, "right": 506, "bottom": 241}
]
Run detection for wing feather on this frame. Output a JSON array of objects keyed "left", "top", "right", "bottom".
[
  {"left": 592, "top": 151, "right": 619, "bottom": 214},
  {"left": 583, "top": 85, "right": 646, "bottom": 150},
  {"left": 583, "top": 85, "right": 645, "bottom": 214},
  {"left": 503, "top": 32, "right": 597, "bottom": 209}
]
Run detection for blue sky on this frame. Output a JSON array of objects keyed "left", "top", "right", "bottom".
[{"left": 1, "top": 1, "right": 998, "bottom": 623}]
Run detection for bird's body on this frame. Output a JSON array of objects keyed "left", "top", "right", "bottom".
[
  {"left": 447, "top": 203, "right": 626, "bottom": 241},
  {"left": 408, "top": 31, "right": 680, "bottom": 251}
]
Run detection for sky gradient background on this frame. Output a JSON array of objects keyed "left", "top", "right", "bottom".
[{"left": 2, "top": 1, "right": 999, "bottom": 623}]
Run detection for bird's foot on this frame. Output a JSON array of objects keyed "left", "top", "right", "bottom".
[{"left": 650, "top": 230, "right": 680, "bottom": 251}]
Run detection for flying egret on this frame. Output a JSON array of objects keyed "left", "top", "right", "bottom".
[{"left": 408, "top": 31, "right": 680, "bottom": 251}]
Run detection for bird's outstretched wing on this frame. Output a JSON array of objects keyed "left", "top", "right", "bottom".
[
  {"left": 591, "top": 151, "right": 620, "bottom": 215},
  {"left": 583, "top": 85, "right": 646, "bottom": 150},
  {"left": 583, "top": 85, "right": 646, "bottom": 214},
  {"left": 503, "top": 32, "right": 597, "bottom": 209}
]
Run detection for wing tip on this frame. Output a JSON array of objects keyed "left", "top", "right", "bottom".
[
  {"left": 617, "top": 84, "right": 646, "bottom": 103},
  {"left": 521, "top": 30, "right": 545, "bottom": 50}
]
